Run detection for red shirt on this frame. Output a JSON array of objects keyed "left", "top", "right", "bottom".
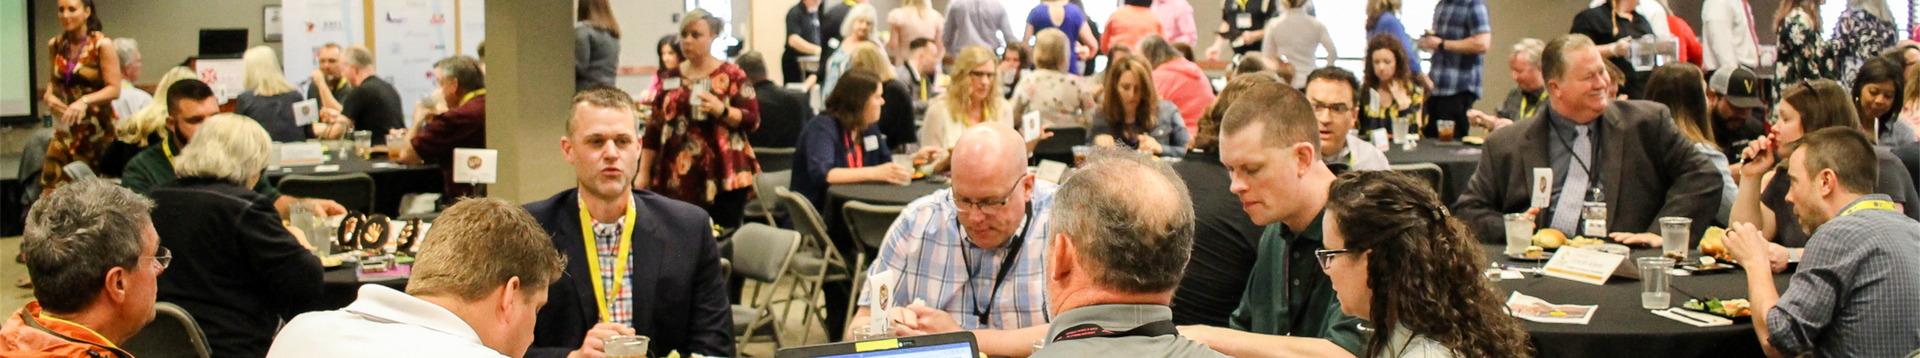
[
  {"left": 1102, "top": 6, "right": 1163, "bottom": 54},
  {"left": 411, "top": 93, "right": 486, "bottom": 200}
]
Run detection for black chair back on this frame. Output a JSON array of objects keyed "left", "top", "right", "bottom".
[
  {"left": 756, "top": 147, "right": 797, "bottom": 173},
  {"left": 1031, "top": 127, "right": 1088, "bottom": 166},
  {"left": 122, "top": 302, "right": 211, "bottom": 358}
]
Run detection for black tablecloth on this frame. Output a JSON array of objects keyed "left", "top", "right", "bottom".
[
  {"left": 826, "top": 179, "right": 951, "bottom": 207},
  {"left": 1382, "top": 139, "right": 1481, "bottom": 204},
  {"left": 266, "top": 153, "right": 441, "bottom": 217},
  {"left": 1483, "top": 244, "right": 1790, "bottom": 358},
  {"left": 320, "top": 266, "right": 409, "bottom": 310}
]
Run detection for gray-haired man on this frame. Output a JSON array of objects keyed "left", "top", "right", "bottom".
[{"left": 1, "top": 179, "right": 164, "bottom": 357}]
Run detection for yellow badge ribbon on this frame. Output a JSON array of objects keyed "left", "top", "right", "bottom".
[{"left": 578, "top": 193, "right": 638, "bottom": 323}]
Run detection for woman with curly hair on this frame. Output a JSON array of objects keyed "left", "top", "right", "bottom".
[
  {"left": 1321, "top": 170, "right": 1531, "bottom": 358},
  {"left": 1360, "top": 33, "right": 1425, "bottom": 137}
]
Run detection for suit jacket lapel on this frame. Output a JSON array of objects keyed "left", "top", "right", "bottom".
[
  {"left": 1601, "top": 104, "right": 1627, "bottom": 222},
  {"left": 624, "top": 191, "right": 660, "bottom": 327},
  {"left": 562, "top": 190, "right": 601, "bottom": 325}
]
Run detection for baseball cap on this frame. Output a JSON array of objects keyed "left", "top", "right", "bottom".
[{"left": 1710, "top": 67, "right": 1766, "bottom": 109}]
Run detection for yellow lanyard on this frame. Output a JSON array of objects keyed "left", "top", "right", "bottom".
[
  {"left": 458, "top": 89, "right": 486, "bottom": 107},
  {"left": 577, "top": 193, "right": 638, "bottom": 323},
  {"left": 843, "top": 0, "right": 856, "bottom": 5},
  {"left": 39, "top": 316, "right": 115, "bottom": 347},
  {"left": 919, "top": 79, "right": 929, "bottom": 101},
  {"left": 1236, "top": 0, "right": 1251, "bottom": 11},
  {"left": 1519, "top": 92, "right": 1545, "bottom": 119},
  {"left": 1839, "top": 200, "right": 1899, "bottom": 217},
  {"left": 160, "top": 133, "right": 175, "bottom": 163}
]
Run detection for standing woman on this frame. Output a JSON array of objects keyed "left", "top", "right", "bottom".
[
  {"left": 1569, "top": 0, "right": 1655, "bottom": 99},
  {"left": 1090, "top": 57, "right": 1187, "bottom": 158},
  {"left": 844, "top": 43, "right": 918, "bottom": 150},
  {"left": 1360, "top": 34, "right": 1426, "bottom": 136},
  {"left": 1023, "top": 0, "right": 1096, "bottom": 75},
  {"left": 1101, "top": 0, "right": 1163, "bottom": 58},
  {"left": 1832, "top": 0, "right": 1898, "bottom": 85},
  {"left": 1367, "top": 0, "right": 1422, "bottom": 78},
  {"left": 575, "top": 0, "right": 621, "bottom": 91},
  {"left": 1643, "top": 63, "right": 1735, "bottom": 225},
  {"left": 1853, "top": 57, "right": 1913, "bottom": 145},
  {"left": 1773, "top": 0, "right": 1830, "bottom": 96},
  {"left": 790, "top": 70, "right": 913, "bottom": 210},
  {"left": 1012, "top": 29, "right": 1096, "bottom": 131},
  {"left": 918, "top": 46, "right": 1013, "bottom": 157},
  {"left": 822, "top": 4, "right": 880, "bottom": 96},
  {"left": 234, "top": 46, "right": 310, "bottom": 142},
  {"left": 42, "top": 0, "right": 121, "bottom": 195},
  {"left": 641, "top": 35, "right": 682, "bottom": 104},
  {"left": 886, "top": 0, "right": 944, "bottom": 66},
  {"left": 641, "top": 9, "right": 762, "bottom": 229}
]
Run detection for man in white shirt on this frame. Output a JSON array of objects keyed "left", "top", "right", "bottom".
[
  {"left": 109, "top": 37, "right": 150, "bottom": 121},
  {"left": 266, "top": 198, "right": 568, "bottom": 358},
  {"left": 1304, "top": 67, "right": 1389, "bottom": 171},
  {"left": 1700, "top": 0, "right": 1761, "bottom": 71}
]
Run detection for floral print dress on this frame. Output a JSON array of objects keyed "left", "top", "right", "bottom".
[
  {"left": 645, "top": 62, "right": 762, "bottom": 207},
  {"left": 1011, "top": 69, "right": 1095, "bottom": 129},
  {"left": 1832, "top": 8, "right": 1898, "bottom": 86},
  {"left": 43, "top": 32, "right": 116, "bottom": 196},
  {"left": 1775, "top": 9, "right": 1832, "bottom": 96}
]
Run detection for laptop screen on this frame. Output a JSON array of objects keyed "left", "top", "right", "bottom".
[{"left": 811, "top": 342, "right": 973, "bottom": 358}]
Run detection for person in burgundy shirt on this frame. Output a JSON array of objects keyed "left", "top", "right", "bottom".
[{"left": 392, "top": 55, "right": 486, "bottom": 202}]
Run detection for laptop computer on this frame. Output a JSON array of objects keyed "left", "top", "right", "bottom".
[{"left": 775, "top": 332, "right": 979, "bottom": 358}]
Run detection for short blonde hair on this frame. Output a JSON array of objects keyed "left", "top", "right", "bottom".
[
  {"left": 847, "top": 42, "right": 896, "bottom": 82},
  {"left": 243, "top": 46, "right": 297, "bottom": 97},
  {"left": 406, "top": 198, "right": 566, "bottom": 301},
  {"left": 172, "top": 114, "right": 272, "bottom": 185},
  {"left": 842, "top": 5, "right": 877, "bottom": 41},
  {"left": 1033, "top": 28, "right": 1069, "bottom": 71},
  {"left": 120, "top": 67, "right": 198, "bottom": 146}
]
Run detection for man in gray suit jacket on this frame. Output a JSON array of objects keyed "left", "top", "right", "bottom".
[{"left": 1455, "top": 34, "right": 1723, "bottom": 246}]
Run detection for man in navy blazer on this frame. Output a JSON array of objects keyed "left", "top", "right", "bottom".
[{"left": 523, "top": 88, "right": 733, "bottom": 358}]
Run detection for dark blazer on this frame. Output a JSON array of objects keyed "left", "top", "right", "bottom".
[
  {"left": 1454, "top": 100, "right": 1723, "bottom": 244},
  {"left": 524, "top": 189, "right": 734, "bottom": 358},
  {"left": 750, "top": 80, "right": 813, "bottom": 148},
  {"left": 148, "top": 177, "right": 325, "bottom": 358}
]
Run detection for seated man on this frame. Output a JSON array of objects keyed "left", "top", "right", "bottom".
[
  {"left": 392, "top": 55, "right": 487, "bottom": 201},
  {"left": 306, "top": 43, "right": 353, "bottom": 112},
  {"left": 316, "top": 46, "right": 403, "bottom": 143},
  {"left": 737, "top": 51, "right": 810, "bottom": 149},
  {"left": 1467, "top": 38, "right": 1546, "bottom": 133},
  {"left": 1304, "top": 67, "right": 1389, "bottom": 171},
  {"left": 1174, "top": 74, "right": 1364, "bottom": 358},
  {"left": 4, "top": 180, "right": 163, "bottom": 357},
  {"left": 149, "top": 114, "right": 326, "bottom": 358},
  {"left": 1170, "top": 74, "right": 1280, "bottom": 327},
  {"left": 1707, "top": 66, "right": 1768, "bottom": 154},
  {"left": 1031, "top": 148, "right": 1228, "bottom": 358},
  {"left": 1722, "top": 127, "right": 1920, "bottom": 358},
  {"left": 267, "top": 198, "right": 567, "bottom": 358},
  {"left": 119, "top": 79, "right": 345, "bottom": 219},
  {"left": 1454, "top": 34, "right": 1722, "bottom": 246},
  {"left": 523, "top": 88, "right": 732, "bottom": 358},
  {"left": 858, "top": 123, "right": 1054, "bottom": 357}
]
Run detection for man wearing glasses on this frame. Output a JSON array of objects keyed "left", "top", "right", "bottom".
[
  {"left": 3, "top": 179, "right": 168, "bottom": 357},
  {"left": 851, "top": 123, "right": 1055, "bottom": 357},
  {"left": 1303, "top": 67, "right": 1389, "bottom": 172}
]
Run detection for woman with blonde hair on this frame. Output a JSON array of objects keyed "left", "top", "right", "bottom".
[
  {"left": 1013, "top": 28, "right": 1096, "bottom": 130},
  {"left": 823, "top": 4, "right": 882, "bottom": 95},
  {"left": 846, "top": 42, "right": 918, "bottom": 149},
  {"left": 233, "top": 46, "right": 309, "bottom": 142},
  {"left": 118, "top": 66, "right": 197, "bottom": 147},
  {"left": 917, "top": 46, "right": 1012, "bottom": 160},
  {"left": 886, "top": 0, "right": 944, "bottom": 65}
]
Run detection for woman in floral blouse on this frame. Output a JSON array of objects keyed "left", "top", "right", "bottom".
[
  {"left": 1012, "top": 28, "right": 1096, "bottom": 130},
  {"left": 641, "top": 9, "right": 761, "bottom": 228},
  {"left": 1773, "top": 0, "right": 1829, "bottom": 96},
  {"left": 42, "top": 0, "right": 122, "bottom": 196},
  {"left": 1832, "top": 0, "right": 1898, "bottom": 86}
]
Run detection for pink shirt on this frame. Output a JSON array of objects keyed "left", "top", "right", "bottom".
[
  {"left": 1152, "top": 59, "right": 1216, "bottom": 132},
  {"left": 1103, "top": 6, "right": 1163, "bottom": 53},
  {"left": 1151, "top": 0, "right": 1198, "bottom": 45}
]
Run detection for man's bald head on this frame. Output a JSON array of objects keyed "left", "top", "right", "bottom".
[{"left": 951, "top": 123, "right": 1029, "bottom": 181}]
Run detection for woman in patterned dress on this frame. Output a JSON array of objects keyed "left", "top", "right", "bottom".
[
  {"left": 640, "top": 9, "right": 761, "bottom": 229},
  {"left": 1011, "top": 28, "right": 1095, "bottom": 131},
  {"left": 1773, "top": 0, "right": 1829, "bottom": 96},
  {"left": 1831, "top": 0, "right": 1898, "bottom": 86},
  {"left": 42, "top": 0, "right": 121, "bottom": 196},
  {"left": 1361, "top": 34, "right": 1425, "bottom": 139}
]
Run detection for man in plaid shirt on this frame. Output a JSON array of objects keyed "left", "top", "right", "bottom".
[{"left": 1418, "top": 0, "right": 1492, "bottom": 137}]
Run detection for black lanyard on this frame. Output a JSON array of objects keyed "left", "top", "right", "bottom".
[
  {"left": 1549, "top": 118, "right": 1600, "bottom": 189},
  {"left": 1051, "top": 320, "right": 1179, "bottom": 343},
  {"left": 958, "top": 203, "right": 1035, "bottom": 326}
]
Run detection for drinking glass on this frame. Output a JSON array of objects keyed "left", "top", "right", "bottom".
[
  {"left": 1071, "top": 146, "right": 1090, "bottom": 167},
  {"left": 1437, "top": 120, "right": 1456, "bottom": 143},
  {"left": 1504, "top": 213, "right": 1534, "bottom": 255},
  {"left": 352, "top": 130, "right": 373, "bottom": 158},
  {"left": 1637, "top": 257, "right": 1675, "bottom": 309},
  {"left": 1659, "top": 217, "right": 1692, "bottom": 261},
  {"left": 604, "top": 335, "right": 649, "bottom": 358}
]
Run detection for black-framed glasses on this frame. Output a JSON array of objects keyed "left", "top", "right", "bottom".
[
  {"left": 153, "top": 246, "right": 172, "bottom": 270},
  {"left": 953, "top": 175, "right": 1026, "bottom": 212},
  {"left": 1314, "top": 248, "right": 1349, "bottom": 270}
]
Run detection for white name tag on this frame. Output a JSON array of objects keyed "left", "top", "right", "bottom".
[
  {"left": 864, "top": 135, "right": 880, "bottom": 150},
  {"left": 1540, "top": 247, "right": 1627, "bottom": 285},
  {"left": 1236, "top": 13, "right": 1253, "bottom": 29},
  {"left": 1532, "top": 168, "right": 1553, "bottom": 208},
  {"left": 662, "top": 77, "right": 682, "bottom": 90}
]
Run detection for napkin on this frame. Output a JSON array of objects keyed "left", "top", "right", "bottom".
[{"left": 1652, "top": 308, "right": 1733, "bottom": 327}]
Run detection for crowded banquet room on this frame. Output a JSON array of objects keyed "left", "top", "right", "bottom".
[{"left": 6, "top": 0, "right": 1920, "bottom": 357}]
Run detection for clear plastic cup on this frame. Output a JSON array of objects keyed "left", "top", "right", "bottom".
[
  {"left": 604, "top": 335, "right": 649, "bottom": 358},
  {"left": 1504, "top": 213, "right": 1534, "bottom": 255},
  {"left": 1637, "top": 257, "right": 1675, "bottom": 309},
  {"left": 1437, "top": 120, "right": 1456, "bottom": 142},
  {"left": 1659, "top": 217, "right": 1692, "bottom": 261},
  {"left": 1072, "top": 146, "right": 1091, "bottom": 167}
]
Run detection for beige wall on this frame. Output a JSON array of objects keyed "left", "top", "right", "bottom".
[
  {"left": 487, "top": 0, "right": 576, "bottom": 203},
  {"left": 1478, "top": 0, "right": 1594, "bottom": 113},
  {"left": 32, "top": 0, "right": 285, "bottom": 87}
]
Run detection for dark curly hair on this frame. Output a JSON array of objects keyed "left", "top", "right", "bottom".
[{"left": 1326, "top": 171, "right": 1532, "bottom": 358}]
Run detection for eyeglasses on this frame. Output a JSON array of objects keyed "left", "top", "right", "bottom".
[
  {"left": 153, "top": 246, "right": 172, "bottom": 270},
  {"left": 1314, "top": 248, "right": 1349, "bottom": 270},
  {"left": 953, "top": 175, "right": 1026, "bottom": 212},
  {"left": 1310, "top": 101, "right": 1352, "bottom": 114}
]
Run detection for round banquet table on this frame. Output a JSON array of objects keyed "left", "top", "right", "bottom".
[
  {"left": 1482, "top": 244, "right": 1791, "bottom": 358},
  {"left": 826, "top": 178, "right": 952, "bottom": 207},
  {"left": 320, "top": 265, "right": 408, "bottom": 310},
  {"left": 1381, "top": 139, "right": 1481, "bottom": 204}
]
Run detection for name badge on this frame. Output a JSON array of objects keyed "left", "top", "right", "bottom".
[
  {"left": 1237, "top": 13, "right": 1254, "bottom": 29},
  {"left": 829, "top": 38, "right": 842, "bottom": 49},
  {"left": 1532, "top": 168, "right": 1553, "bottom": 208},
  {"left": 864, "top": 135, "right": 880, "bottom": 150},
  {"left": 663, "top": 77, "right": 682, "bottom": 90}
]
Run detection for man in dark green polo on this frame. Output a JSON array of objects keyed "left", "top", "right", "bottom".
[
  {"left": 1173, "top": 74, "right": 1365, "bottom": 358},
  {"left": 121, "top": 79, "right": 345, "bottom": 219}
]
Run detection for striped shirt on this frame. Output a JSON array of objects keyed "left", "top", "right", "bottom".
[
  {"left": 1767, "top": 194, "right": 1920, "bottom": 357},
  {"left": 858, "top": 181, "right": 1059, "bottom": 331},
  {"left": 1427, "top": 0, "right": 1490, "bottom": 97},
  {"left": 592, "top": 219, "right": 634, "bottom": 327}
]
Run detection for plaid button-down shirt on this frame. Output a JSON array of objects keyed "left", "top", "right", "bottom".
[
  {"left": 1427, "top": 0, "right": 1491, "bottom": 97},
  {"left": 858, "top": 181, "right": 1058, "bottom": 331},
  {"left": 592, "top": 220, "right": 634, "bottom": 327},
  {"left": 1768, "top": 194, "right": 1920, "bottom": 357}
]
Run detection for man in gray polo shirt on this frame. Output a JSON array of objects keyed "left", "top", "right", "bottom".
[
  {"left": 1724, "top": 127, "right": 1920, "bottom": 358},
  {"left": 1030, "top": 148, "right": 1228, "bottom": 358}
]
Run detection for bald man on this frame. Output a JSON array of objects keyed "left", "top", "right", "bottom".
[{"left": 850, "top": 123, "right": 1055, "bottom": 357}]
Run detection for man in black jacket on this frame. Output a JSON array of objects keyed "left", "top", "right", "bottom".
[
  {"left": 318, "top": 46, "right": 403, "bottom": 144},
  {"left": 523, "top": 88, "right": 733, "bottom": 358},
  {"left": 738, "top": 51, "right": 811, "bottom": 149}
]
